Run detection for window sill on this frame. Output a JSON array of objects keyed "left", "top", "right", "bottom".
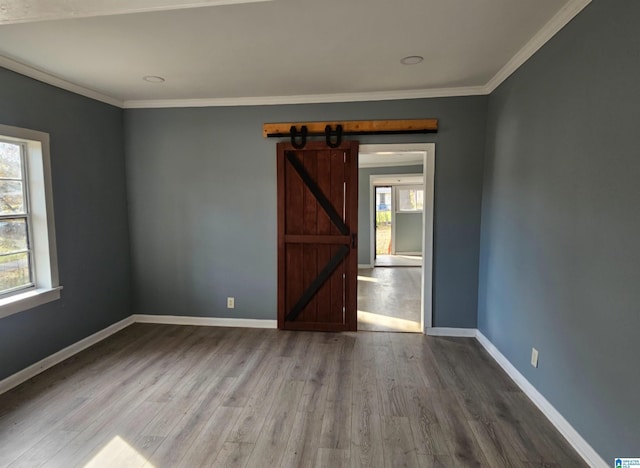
[{"left": 0, "top": 286, "right": 63, "bottom": 320}]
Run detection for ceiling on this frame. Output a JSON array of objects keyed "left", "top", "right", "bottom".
[
  {"left": 359, "top": 151, "right": 424, "bottom": 169},
  {"left": 0, "top": 0, "right": 590, "bottom": 108}
]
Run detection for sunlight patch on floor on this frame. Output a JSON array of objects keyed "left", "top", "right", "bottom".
[
  {"left": 357, "top": 275, "right": 380, "bottom": 283},
  {"left": 357, "top": 309, "right": 421, "bottom": 333},
  {"left": 84, "top": 435, "right": 153, "bottom": 468}
]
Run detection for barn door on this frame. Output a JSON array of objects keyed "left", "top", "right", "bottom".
[{"left": 277, "top": 141, "right": 358, "bottom": 331}]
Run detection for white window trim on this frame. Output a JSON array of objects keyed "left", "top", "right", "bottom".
[{"left": 0, "top": 124, "right": 61, "bottom": 320}]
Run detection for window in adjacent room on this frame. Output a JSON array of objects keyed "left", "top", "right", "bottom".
[
  {"left": 396, "top": 185, "right": 424, "bottom": 212},
  {"left": 0, "top": 124, "right": 60, "bottom": 319}
]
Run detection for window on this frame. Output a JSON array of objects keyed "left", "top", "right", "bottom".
[
  {"left": 0, "top": 141, "right": 34, "bottom": 293},
  {"left": 0, "top": 124, "right": 60, "bottom": 319},
  {"left": 396, "top": 185, "right": 424, "bottom": 212}
]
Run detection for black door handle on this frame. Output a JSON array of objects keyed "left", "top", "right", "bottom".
[{"left": 351, "top": 233, "right": 357, "bottom": 249}]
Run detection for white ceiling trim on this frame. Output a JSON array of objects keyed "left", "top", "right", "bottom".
[
  {"left": 0, "top": 55, "right": 123, "bottom": 107},
  {"left": 0, "top": 0, "right": 272, "bottom": 25},
  {"left": 0, "top": 0, "right": 591, "bottom": 109},
  {"left": 485, "top": 0, "right": 592, "bottom": 93},
  {"left": 122, "top": 86, "right": 487, "bottom": 109}
]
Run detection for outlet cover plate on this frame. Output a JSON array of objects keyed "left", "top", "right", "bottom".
[{"left": 531, "top": 348, "right": 539, "bottom": 368}]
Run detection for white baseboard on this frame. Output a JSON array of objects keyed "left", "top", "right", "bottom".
[
  {"left": 132, "top": 314, "right": 277, "bottom": 329},
  {"left": 0, "top": 314, "right": 277, "bottom": 396},
  {"left": 475, "top": 331, "right": 606, "bottom": 468},
  {"left": 426, "top": 327, "right": 477, "bottom": 337},
  {"left": 0, "top": 315, "right": 134, "bottom": 395},
  {"left": 358, "top": 264, "right": 374, "bottom": 269}
]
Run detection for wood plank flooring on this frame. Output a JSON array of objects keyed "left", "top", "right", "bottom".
[
  {"left": 358, "top": 267, "right": 422, "bottom": 332},
  {"left": 0, "top": 324, "right": 586, "bottom": 467},
  {"left": 374, "top": 255, "right": 422, "bottom": 267}
]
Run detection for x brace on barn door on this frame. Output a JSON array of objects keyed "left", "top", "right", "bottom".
[{"left": 284, "top": 151, "right": 353, "bottom": 322}]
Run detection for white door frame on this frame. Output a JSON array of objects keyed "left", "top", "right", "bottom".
[
  {"left": 371, "top": 176, "right": 423, "bottom": 258},
  {"left": 359, "top": 143, "right": 435, "bottom": 332}
]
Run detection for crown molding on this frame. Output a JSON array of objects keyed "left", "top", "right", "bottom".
[
  {"left": 0, "top": 55, "right": 123, "bottom": 107},
  {"left": 122, "top": 86, "right": 487, "bottom": 109},
  {"left": 484, "top": 0, "right": 592, "bottom": 93},
  {"left": 0, "top": 0, "right": 273, "bottom": 25}
]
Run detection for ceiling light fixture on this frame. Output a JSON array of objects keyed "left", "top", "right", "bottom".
[
  {"left": 400, "top": 55, "right": 423, "bottom": 65},
  {"left": 143, "top": 75, "right": 165, "bottom": 83}
]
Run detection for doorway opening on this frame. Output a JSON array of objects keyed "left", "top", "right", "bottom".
[
  {"left": 356, "top": 143, "right": 434, "bottom": 333},
  {"left": 374, "top": 178, "right": 424, "bottom": 268},
  {"left": 374, "top": 186, "right": 392, "bottom": 257}
]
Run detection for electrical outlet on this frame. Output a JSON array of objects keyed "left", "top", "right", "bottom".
[
  {"left": 531, "top": 348, "right": 539, "bottom": 368},
  {"left": 227, "top": 297, "right": 235, "bottom": 309}
]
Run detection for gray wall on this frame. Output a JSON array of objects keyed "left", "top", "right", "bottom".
[
  {"left": 478, "top": 0, "right": 639, "bottom": 460},
  {"left": 0, "top": 67, "right": 132, "bottom": 381},
  {"left": 395, "top": 213, "right": 422, "bottom": 253},
  {"left": 125, "top": 96, "right": 487, "bottom": 328},
  {"left": 357, "top": 165, "right": 423, "bottom": 265}
]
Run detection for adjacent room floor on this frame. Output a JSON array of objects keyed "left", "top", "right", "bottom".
[
  {"left": 0, "top": 324, "right": 585, "bottom": 467},
  {"left": 374, "top": 254, "right": 422, "bottom": 267},
  {"left": 358, "top": 266, "right": 422, "bottom": 333}
]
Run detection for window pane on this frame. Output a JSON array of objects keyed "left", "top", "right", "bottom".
[
  {"left": 0, "top": 218, "right": 29, "bottom": 254},
  {"left": 398, "top": 188, "right": 424, "bottom": 212},
  {"left": 416, "top": 190, "right": 424, "bottom": 210},
  {"left": 0, "top": 252, "right": 31, "bottom": 291},
  {"left": 0, "top": 180, "right": 25, "bottom": 215},
  {"left": 0, "top": 142, "right": 22, "bottom": 179}
]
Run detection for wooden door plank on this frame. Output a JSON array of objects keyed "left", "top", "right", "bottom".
[
  {"left": 301, "top": 245, "right": 317, "bottom": 322},
  {"left": 285, "top": 234, "right": 350, "bottom": 244},
  {"left": 315, "top": 149, "right": 333, "bottom": 327},
  {"left": 345, "top": 142, "right": 359, "bottom": 330},
  {"left": 285, "top": 245, "right": 303, "bottom": 325},
  {"left": 284, "top": 149, "right": 305, "bottom": 325},
  {"left": 329, "top": 149, "right": 345, "bottom": 237},
  {"left": 285, "top": 152, "right": 304, "bottom": 236},
  {"left": 328, "top": 149, "right": 345, "bottom": 324},
  {"left": 301, "top": 151, "right": 318, "bottom": 323},
  {"left": 316, "top": 149, "right": 333, "bottom": 236}
]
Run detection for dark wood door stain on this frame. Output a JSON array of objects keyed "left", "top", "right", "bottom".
[{"left": 277, "top": 141, "right": 358, "bottom": 332}]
